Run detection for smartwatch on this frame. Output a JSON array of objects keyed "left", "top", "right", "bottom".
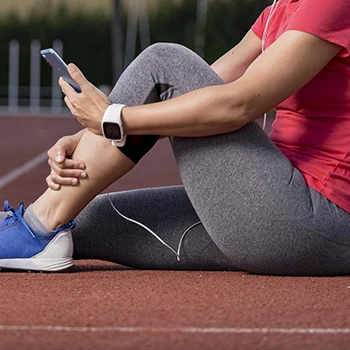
[{"left": 101, "top": 104, "right": 127, "bottom": 147}]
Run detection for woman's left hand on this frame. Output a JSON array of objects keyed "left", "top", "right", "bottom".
[{"left": 59, "top": 64, "right": 111, "bottom": 134}]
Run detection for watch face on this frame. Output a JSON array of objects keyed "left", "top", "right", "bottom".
[{"left": 103, "top": 122, "right": 122, "bottom": 140}]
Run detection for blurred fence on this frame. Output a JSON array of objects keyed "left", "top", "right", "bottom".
[
  {"left": 3, "top": 39, "right": 65, "bottom": 115},
  {"left": 0, "top": 0, "right": 151, "bottom": 115},
  {"left": 0, "top": 0, "right": 210, "bottom": 116}
]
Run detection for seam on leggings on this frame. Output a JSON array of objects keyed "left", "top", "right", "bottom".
[
  {"left": 252, "top": 208, "right": 315, "bottom": 222},
  {"left": 305, "top": 227, "right": 350, "bottom": 249}
]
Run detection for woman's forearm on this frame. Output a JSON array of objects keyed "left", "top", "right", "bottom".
[{"left": 122, "top": 83, "right": 253, "bottom": 138}]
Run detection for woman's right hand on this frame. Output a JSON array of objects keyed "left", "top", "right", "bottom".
[{"left": 46, "top": 129, "right": 87, "bottom": 190}]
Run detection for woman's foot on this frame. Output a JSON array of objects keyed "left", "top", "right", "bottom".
[{"left": 0, "top": 201, "right": 75, "bottom": 272}]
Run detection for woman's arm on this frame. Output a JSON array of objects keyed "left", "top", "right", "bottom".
[
  {"left": 121, "top": 30, "right": 341, "bottom": 137},
  {"left": 61, "top": 30, "right": 341, "bottom": 138}
]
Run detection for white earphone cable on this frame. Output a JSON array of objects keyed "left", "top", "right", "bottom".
[
  {"left": 108, "top": 193, "right": 202, "bottom": 262},
  {"left": 261, "top": 0, "right": 282, "bottom": 131},
  {"left": 262, "top": 0, "right": 279, "bottom": 53}
]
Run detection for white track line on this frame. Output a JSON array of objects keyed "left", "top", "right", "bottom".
[
  {"left": 0, "top": 326, "right": 350, "bottom": 335},
  {"left": 0, "top": 151, "right": 47, "bottom": 189}
]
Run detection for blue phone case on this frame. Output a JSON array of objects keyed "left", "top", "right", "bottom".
[{"left": 40, "top": 48, "right": 82, "bottom": 93}]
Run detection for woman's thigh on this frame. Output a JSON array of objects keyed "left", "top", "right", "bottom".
[{"left": 172, "top": 122, "right": 350, "bottom": 275}]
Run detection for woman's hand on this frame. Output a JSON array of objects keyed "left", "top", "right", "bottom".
[
  {"left": 46, "top": 130, "right": 87, "bottom": 190},
  {"left": 59, "top": 64, "right": 111, "bottom": 134}
]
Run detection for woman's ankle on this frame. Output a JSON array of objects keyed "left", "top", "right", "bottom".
[
  {"left": 23, "top": 204, "right": 53, "bottom": 234},
  {"left": 32, "top": 194, "right": 68, "bottom": 231}
]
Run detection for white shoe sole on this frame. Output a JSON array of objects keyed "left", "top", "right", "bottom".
[
  {"left": 0, "top": 230, "right": 74, "bottom": 272},
  {"left": 0, "top": 258, "right": 73, "bottom": 271}
]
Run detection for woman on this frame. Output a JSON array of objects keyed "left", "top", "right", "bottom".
[{"left": 1, "top": 0, "right": 349, "bottom": 275}]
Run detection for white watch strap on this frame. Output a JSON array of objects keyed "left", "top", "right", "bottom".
[{"left": 101, "top": 103, "right": 127, "bottom": 147}]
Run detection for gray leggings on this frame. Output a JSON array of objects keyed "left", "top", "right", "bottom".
[{"left": 4, "top": 43, "right": 350, "bottom": 275}]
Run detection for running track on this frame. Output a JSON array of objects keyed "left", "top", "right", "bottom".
[{"left": 0, "top": 115, "right": 350, "bottom": 350}]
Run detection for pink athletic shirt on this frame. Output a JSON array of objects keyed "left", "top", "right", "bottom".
[{"left": 252, "top": 0, "right": 350, "bottom": 213}]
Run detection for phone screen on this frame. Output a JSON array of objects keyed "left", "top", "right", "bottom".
[{"left": 40, "top": 48, "right": 82, "bottom": 93}]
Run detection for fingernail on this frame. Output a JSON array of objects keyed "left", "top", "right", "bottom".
[
  {"left": 80, "top": 172, "right": 87, "bottom": 178},
  {"left": 72, "top": 179, "right": 78, "bottom": 185},
  {"left": 79, "top": 164, "right": 85, "bottom": 169}
]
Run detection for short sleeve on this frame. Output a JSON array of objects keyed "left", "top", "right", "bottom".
[
  {"left": 251, "top": 6, "right": 272, "bottom": 39},
  {"left": 286, "top": 0, "right": 350, "bottom": 57}
]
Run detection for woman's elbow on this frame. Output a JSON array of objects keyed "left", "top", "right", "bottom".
[{"left": 222, "top": 86, "right": 263, "bottom": 131}]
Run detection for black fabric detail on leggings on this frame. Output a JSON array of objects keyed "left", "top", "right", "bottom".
[{"left": 117, "top": 83, "right": 172, "bottom": 164}]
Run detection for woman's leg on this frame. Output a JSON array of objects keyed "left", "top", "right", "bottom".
[
  {"left": 32, "top": 43, "right": 226, "bottom": 230},
  {"left": 171, "top": 121, "right": 350, "bottom": 276},
  {"left": 33, "top": 130, "right": 134, "bottom": 230},
  {"left": 72, "top": 186, "right": 234, "bottom": 270}
]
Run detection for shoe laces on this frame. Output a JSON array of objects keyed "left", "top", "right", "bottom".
[
  {"left": 2, "top": 201, "right": 35, "bottom": 237},
  {"left": 2, "top": 201, "right": 76, "bottom": 236}
]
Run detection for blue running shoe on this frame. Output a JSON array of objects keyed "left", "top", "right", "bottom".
[{"left": 0, "top": 201, "right": 75, "bottom": 272}]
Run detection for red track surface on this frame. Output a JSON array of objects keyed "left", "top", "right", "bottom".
[{"left": 1, "top": 115, "right": 350, "bottom": 350}]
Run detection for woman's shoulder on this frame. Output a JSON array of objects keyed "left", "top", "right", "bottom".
[{"left": 288, "top": 0, "right": 350, "bottom": 58}]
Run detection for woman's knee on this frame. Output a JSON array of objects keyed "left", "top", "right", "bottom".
[
  {"left": 140, "top": 42, "right": 200, "bottom": 67},
  {"left": 142, "top": 42, "right": 190, "bottom": 58}
]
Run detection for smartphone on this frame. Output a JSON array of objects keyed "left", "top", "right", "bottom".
[{"left": 40, "top": 48, "right": 82, "bottom": 93}]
